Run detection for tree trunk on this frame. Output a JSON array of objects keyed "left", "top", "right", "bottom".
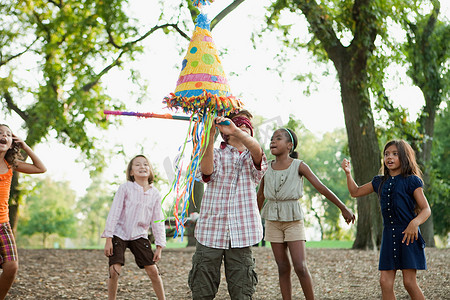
[
  {"left": 417, "top": 95, "right": 437, "bottom": 247},
  {"left": 339, "top": 62, "right": 383, "bottom": 250}
]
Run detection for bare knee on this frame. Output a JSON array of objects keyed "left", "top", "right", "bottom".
[
  {"left": 379, "top": 274, "right": 394, "bottom": 291},
  {"left": 276, "top": 259, "right": 291, "bottom": 276},
  {"left": 402, "top": 272, "right": 420, "bottom": 293},
  {"left": 293, "top": 261, "right": 309, "bottom": 278},
  {"left": 145, "top": 265, "right": 160, "bottom": 281},
  {"left": 109, "top": 264, "right": 121, "bottom": 281}
]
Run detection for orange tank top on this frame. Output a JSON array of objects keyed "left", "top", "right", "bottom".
[{"left": 0, "top": 161, "right": 13, "bottom": 223}]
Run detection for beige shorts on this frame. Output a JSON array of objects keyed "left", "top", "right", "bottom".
[{"left": 264, "top": 219, "right": 306, "bottom": 243}]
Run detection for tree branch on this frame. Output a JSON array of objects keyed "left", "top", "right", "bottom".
[
  {"left": 293, "top": 0, "right": 345, "bottom": 65},
  {"left": 46, "top": 0, "right": 62, "bottom": 8},
  {"left": 211, "top": 0, "right": 246, "bottom": 30},
  {"left": 0, "top": 37, "right": 40, "bottom": 67},
  {"left": 2, "top": 91, "right": 29, "bottom": 121},
  {"left": 82, "top": 51, "right": 126, "bottom": 92},
  {"left": 349, "top": 0, "right": 378, "bottom": 62}
]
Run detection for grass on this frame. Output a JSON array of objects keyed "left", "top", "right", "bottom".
[{"left": 305, "top": 240, "right": 353, "bottom": 248}]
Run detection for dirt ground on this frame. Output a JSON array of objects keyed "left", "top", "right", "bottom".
[{"left": 7, "top": 247, "right": 449, "bottom": 299}]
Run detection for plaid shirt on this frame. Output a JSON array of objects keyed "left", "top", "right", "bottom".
[{"left": 195, "top": 143, "right": 268, "bottom": 249}]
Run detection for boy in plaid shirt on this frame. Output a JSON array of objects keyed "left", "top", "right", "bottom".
[{"left": 188, "top": 110, "right": 268, "bottom": 299}]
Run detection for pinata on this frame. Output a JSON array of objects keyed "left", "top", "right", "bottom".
[{"left": 162, "top": 1, "right": 243, "bottom": 238}]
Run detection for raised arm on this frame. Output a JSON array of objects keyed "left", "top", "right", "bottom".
[
  {"left": 200, "top": 122, "right": 216, "bottom": 176},
  {"left": 341, "top": 158, "right": 373, "bottom": 197},
  {"left": 13, "top": 135, "right": 46, "bottom": 174},
  {"left": 300, "top": 161, "right": 355, "bottom": 224}
]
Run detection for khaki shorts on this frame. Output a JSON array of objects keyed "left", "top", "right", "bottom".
[{"left": 264, "top": 220, "right": 306, "bottom": 243}]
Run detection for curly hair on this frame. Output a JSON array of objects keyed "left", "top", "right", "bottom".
[{"left": 0, "top": 124, "right": 23, "bottom": 169}]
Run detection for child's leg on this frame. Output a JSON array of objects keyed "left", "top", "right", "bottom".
[
  {"left": 223, "top": 246, "right": 257, "bottom": 300},
  {"left": 0, "top": 261, "right": 18, "bottom": 300},
  {"left": 106, "top": 236, "right": 128, "bottom": 300},
  {"left": 287, "top": 240, "right": 314, "bottom": 300},
  {"left": 401, "top": 269, "right": 425, "bottom": 300},
  {"left": 189, "top": 242, "right": 223, "bottom": 299},
  {"left": 108, "top": 263, "right": 122, "bottom": 300},
  {"left": 0, "top": 222, "right": 18, "bottom": 300},
  {"left": 380, "top": 270, "right": 396, "bottom": 300},
  {"left": 271, "top": 242, "right": 293, "bottom": 300},
  {"left": 144, "top": 264, "right": 165, "bottom": 300}
]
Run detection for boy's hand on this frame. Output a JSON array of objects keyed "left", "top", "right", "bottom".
[
  {"left": 104, "top": 238, "right": 113, "bottom": 257},
  {"left": 214, "top": 116, "right": 238, "bottom": 136},
  {"left": 341, "top": 158, "right": 351, "bottom": 174}
]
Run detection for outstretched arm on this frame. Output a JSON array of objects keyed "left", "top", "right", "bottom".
[
  {"left": 13, "top": 135, "right": 47, "bottom": 174},
  {"left": 300, "top": 161, "right": 355, "bottom": 224},
  {"left": 341, "top": 158, "right": 373, "bottom": 197}
]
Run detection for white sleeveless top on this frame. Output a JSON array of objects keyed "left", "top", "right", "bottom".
[{"left": 261, "top": 159, "right": 304, "bottom": 221}]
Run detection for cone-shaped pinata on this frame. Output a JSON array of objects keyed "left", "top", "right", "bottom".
[
  {"left": 162, "top": 8, "right": 243, "bottom": 239},
  {"left": 163, "top": 13, "right": 242, "bottom": 114}
]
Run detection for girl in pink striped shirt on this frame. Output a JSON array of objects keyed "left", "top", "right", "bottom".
[{"left": 102, "top": 155, "right": 166, "bottom": 300}]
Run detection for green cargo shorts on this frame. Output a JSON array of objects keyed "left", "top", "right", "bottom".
[{"left": 188, "top": 242, "right": 258, "bottom": 300}]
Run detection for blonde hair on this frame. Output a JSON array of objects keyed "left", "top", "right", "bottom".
[{"left": 126, "top": 155, "right": 154, "bottom": 184}]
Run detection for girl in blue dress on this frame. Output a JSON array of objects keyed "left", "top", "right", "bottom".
[{"left": 341, "top": 139, "right": 431, "bottom": 300}]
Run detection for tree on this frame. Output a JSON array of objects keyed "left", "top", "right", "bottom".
[
  {"left": 266, "top": 0, "right": 391, "bottom": 249},
  {"left": 428, "top": 106, "right": 450, "bottom": 241},
  {"left": 0, "top": 0, "right": 243, "bottom": 233},
  {"left": 19, "top": 177, "right": 77, "bottom": 248},
  {"left": 264, "top": 0, "right": 448, "bottom": 249},
  {"left": 401, "top": 0, "right": 449, "bottom": 247},
  {"left": 372, "top": 0, "right": 448, "bottom": 247}
]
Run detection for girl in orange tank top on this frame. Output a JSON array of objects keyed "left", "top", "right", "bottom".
[{"left": 0, "top": 124, "right": 46, "bottom": 300}]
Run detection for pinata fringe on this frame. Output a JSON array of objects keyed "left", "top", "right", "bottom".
[{"left": 163, "top": 92, "right": 243, "bottom": 115}]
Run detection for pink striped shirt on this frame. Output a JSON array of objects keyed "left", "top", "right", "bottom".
[
  {"left": 102, "top": 181, "right": 166, "bottom": 248},
  {"left": 195, "top": 143, "right": 268, "bottom": 249}
]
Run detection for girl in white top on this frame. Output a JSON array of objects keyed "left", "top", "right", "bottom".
[
  {"left": 257, "top": 128, "right": 355, "bottom": 300},
  {"left": 102, "top": 155, "right": 166, "bottom": 300}
]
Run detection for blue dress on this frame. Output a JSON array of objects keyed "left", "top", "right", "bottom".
[{"left": 372, "top": 175, "right": 427, "bottom": 270}]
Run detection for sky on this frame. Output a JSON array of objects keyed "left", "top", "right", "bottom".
[{"left": 4, "top": 0, "right": 447, "bottom": 200}]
